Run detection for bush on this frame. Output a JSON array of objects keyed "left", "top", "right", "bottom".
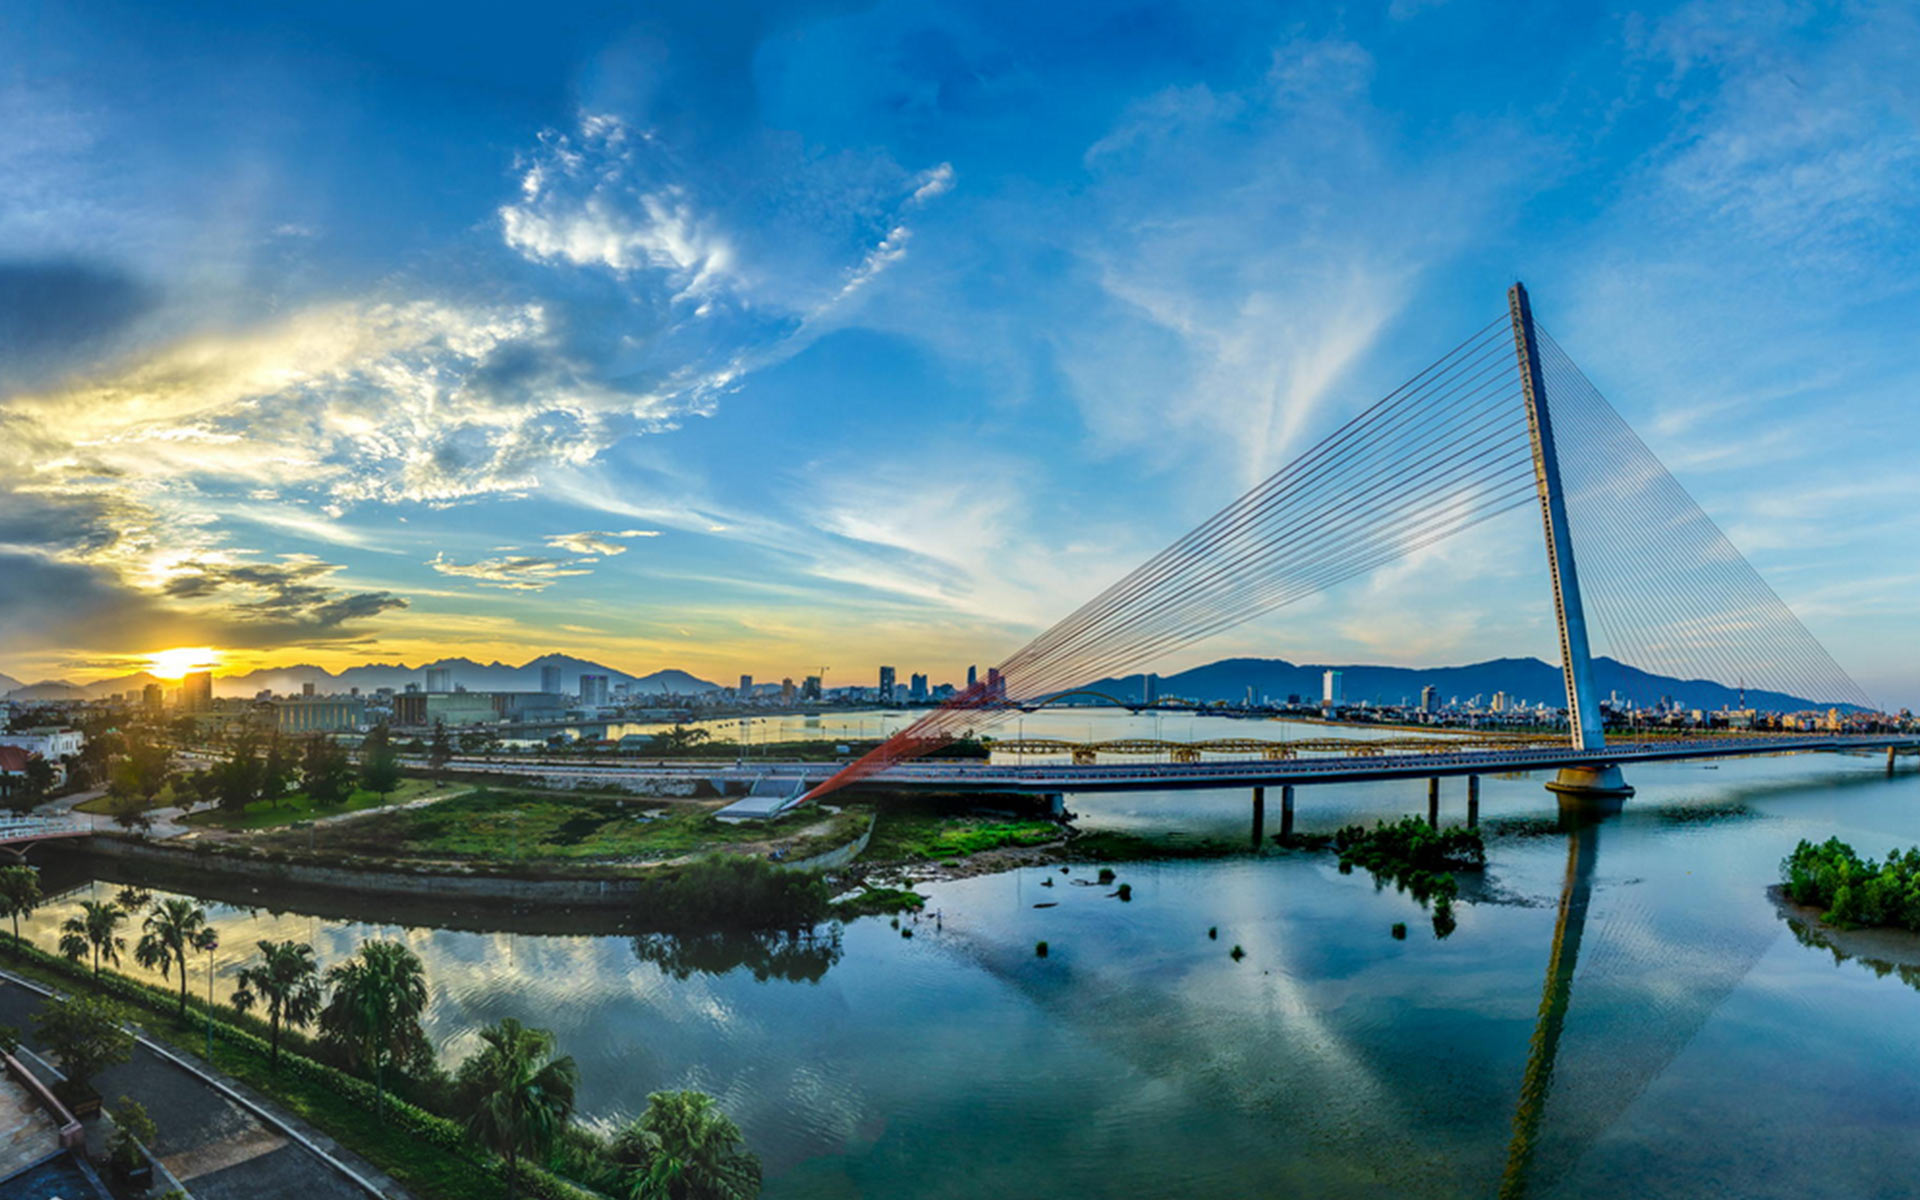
[
  {"left": 629, "top": 854, "right": 831, "bottom": 932},
  {"left": 1333, "top": 818, "right": 1482, "bottom": 907},
  {"left": 1783, "top": 838, "right": 1920, "bottom": 931}
]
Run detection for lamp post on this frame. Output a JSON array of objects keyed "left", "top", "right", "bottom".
[{"left": 197, "top": 928, "right": 220, "bottom": 1061}]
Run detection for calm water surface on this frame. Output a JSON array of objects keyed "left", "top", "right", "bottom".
[{"left": 22, "top": 747, "right": 1920, "bottom": 1199}]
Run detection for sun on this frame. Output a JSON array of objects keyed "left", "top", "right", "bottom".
[{"left": 146, "top": 647, "right": 220, "bottom": 680}]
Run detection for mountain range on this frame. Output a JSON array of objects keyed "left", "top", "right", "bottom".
[
  {"left": 2, "top": 653, "right": 1845, "bottom": 712},
  {"left": 1084, "top": 656, "right": 1842, "bottom": 713},
  {"left": 1, "top": 654, "right": 718, "bottom": 701}
]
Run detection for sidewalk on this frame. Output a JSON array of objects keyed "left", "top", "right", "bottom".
[{"left": 0, "top": 975, "right": 410, "bottom": 1199}]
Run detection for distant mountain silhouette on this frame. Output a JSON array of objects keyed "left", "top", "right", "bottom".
[
  {"left": 3, "top": 652, "right": 1844, "bottom": 712},
  {"left": 1084, "top": 656, "right": 1842, "bottom": 713},
  {"left": 0, "top": 673, "right": 21, "bottom": 696},
  {"left": 1, "top": 656, "right": 719, "bottom": 701}
]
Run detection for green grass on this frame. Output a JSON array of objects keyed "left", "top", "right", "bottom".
[
  {"left": 255, "top": 788, "right": 868, "bottom": 863},
  {"left": 861, "top": 808, "right": 1063, "bottom": 861},
  {"left": 182, "top": 778, "right": 448, "bottom": 830}
]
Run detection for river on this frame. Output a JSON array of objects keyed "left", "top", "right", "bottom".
[{"left": 18, "top": 734, "right": 1920, "bottom": 1198}]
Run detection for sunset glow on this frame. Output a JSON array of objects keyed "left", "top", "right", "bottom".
[{"left": 146, "top": 647, "right": 220, "bottom": 680}]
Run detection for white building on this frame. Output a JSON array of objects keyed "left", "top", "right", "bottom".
[
  {"left": 1322, "top": 669, "right": 1343, "bottom": 707},
  {"left": 0, "top": 727, "right": 85, "bottom": 760}
]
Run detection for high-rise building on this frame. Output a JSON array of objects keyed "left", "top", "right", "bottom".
[
  {"left": 579, "top": 673, "right": 610, "bottom": 707},
  {"left": 909, "top": 673, "right": 928, "bottom": 702},
  {"left": 540, "top": 664, "right": 563, "bottom": 694},
  {"left": 302, "top": 681, "right": 316, "bottom": 698},
  {"left": 1322, "top": 669, "right": 1343, "bottom": 708},
  {"left": 425, "top": 666, "right": 452, "bottom": 692},
  {"left": 1419, "top": 685, "right": 1437, "bottom": 714},
  {"left": 738, "top": 674, "right": 753, "bottom": 697},
  {"left": 967, "top": 665, "right": 978, "bottom": 689},
  {"left": 878, "top": 666, "right": 896, "bottom": 702},
  {"left": 182, "top": 670, "right": 213, "bottom": 713},
  {"left": 986, "top": 667, "right": 1004, "bottom": 701},
  {"left": 1143, "top": 674, "right": 1158, "bottom": 705},
  {"left": 781, "top": 678, "right": 796, "bottom": 704},
  {"left": 802, "top": 675, "right": 822, "bottom": 701},
  {"left": 142, "top": 683, "right": 165, "bottom": 714},
  {"left": 1491, "top": 691, "right": 1508, "bottom": 713}
]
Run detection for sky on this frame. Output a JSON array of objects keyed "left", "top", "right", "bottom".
[{"left": 1, "top": 0, "right": 1916, "bottom": 707}]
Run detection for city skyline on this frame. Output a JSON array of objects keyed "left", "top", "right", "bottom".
[{"left": 4, "top": 2, "right": 1917, "bottom": 707}]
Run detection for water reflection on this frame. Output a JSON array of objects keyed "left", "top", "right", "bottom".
[
  {"left": 633, "top": 928, "right": 842, "bottom": 984},
  {"left": 1501, "top": 808, "right": 1601, "bottom": 1199}
]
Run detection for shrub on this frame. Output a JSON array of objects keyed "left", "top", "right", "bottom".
[
  {"left": 1783, "top": 838, "right": 1920, "bottom": 932},
  {"left": 1035, "top": 941, "right": 1048, "bottom": 957},
  {"left": 629, "top": 854, "right": 831, "bottom": 932}
]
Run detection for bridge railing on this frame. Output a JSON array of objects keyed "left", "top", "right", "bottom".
[{"left": 0, "top": 815, "right": 89, "bottom": 841}]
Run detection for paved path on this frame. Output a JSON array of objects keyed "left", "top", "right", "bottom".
[{"left": 0, "top": 975, "right": 409, "bottom": 1199}]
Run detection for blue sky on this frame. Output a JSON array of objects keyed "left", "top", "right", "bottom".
[{"left": 1, "top": 0, "right": 1915, "bottom": 707}]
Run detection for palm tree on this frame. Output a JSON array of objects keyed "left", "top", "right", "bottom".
[
  {"left": 320, "top": 939, "right": 429, "bottom": 1114},
  {"left": 616, "top": 1091, "right": 760, "bottom": 1200},
  {"left": 458, "top": 1018, "right": 578, "bottom": 1198},
  {"left": 133, "top": 897, "right": 210, "bottom": 1018},
  {"left": 58, "top": 900, "right": 127, "bottom": 976},
  {"left": 0, "top": 866, "right": 42, "bottom": 953},
  {"left": 231, "top": 940, "right": 323, "bottom": 1069}
]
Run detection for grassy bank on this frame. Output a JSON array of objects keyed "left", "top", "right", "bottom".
[
  {"left": 181, "top": 777, "right": 450, "bottom": 830},
  {"left": 0, "top": 938, "right": 597, "bottom": 1200},
  {"left": 252, "top": 787, "right": 869, "bottom": 865},
  {"left": 860, "top": 806, "right": 1063, "bottom": 862}
]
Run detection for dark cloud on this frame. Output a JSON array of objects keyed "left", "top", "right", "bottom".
[{"left": 0, "top": 260, "right": 156, "bottom": 387}]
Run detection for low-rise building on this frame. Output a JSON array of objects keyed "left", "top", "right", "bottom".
[
  {"left": 0, "top": 727, "right": 85, "bottom": 760},
  {"left": 392, "top": 691, "right": 498, "bottom": 728},
  {"left": 270, "top": 696, "right": 367, "bottom": 734}
]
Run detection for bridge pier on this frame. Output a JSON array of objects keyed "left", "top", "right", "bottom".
[
  {"left": 1891, "top": 746, "right": 1899, "bottom": 774},
  {"left": 1467, "top": 775, "right": 1480, "bottom": 828},
  {"left": 1546, "top": 764, "right": 1634, "bottom": 815},
  {"left": 1251, "top": 787, "right": 1265, "bottom": 847},
  {"left": 1281, "top": 784, "right": 1295, "bottom": 841},
  {"left": 1428, "top": 777, "right": 1441, "bottom": 827}
]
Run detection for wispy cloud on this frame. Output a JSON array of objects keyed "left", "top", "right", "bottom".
[
  {"left": 543, "top": 529, "right": 660, "bottom": 557},
  {"left": 427, "top": 553, "right": 593, "bottom": 591}
]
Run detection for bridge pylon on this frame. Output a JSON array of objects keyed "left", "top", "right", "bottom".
[{"left": 1511, "top": 282, "right": 1629, "bottom": 802}]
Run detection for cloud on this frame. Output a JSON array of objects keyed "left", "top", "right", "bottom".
[
  {"left": 428, "top": 552, "right": 593, "bottom": 591},
  {"left": 543, "top": 529, "right": 660, "bottom": 557},
  {"left": 502, "top": 117, "right": 736, "bottom": 296}
]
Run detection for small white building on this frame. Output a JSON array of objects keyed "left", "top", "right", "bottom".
[{"left": 0, "top": 726, "right": 85, "bottom": 760}]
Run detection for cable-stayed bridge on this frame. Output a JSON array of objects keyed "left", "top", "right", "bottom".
[{"left": 766, "top": 283, "right": 1912, "bottom": 815}]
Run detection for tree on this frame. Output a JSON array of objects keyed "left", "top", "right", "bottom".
[
  {"left": 359, "top": 724, "right": 403, "bottom": 799},
  {"left": 133, "top": 897, "right": 210, "bottom": 1018},
  {"left": 654, "top": 726, "right": 712, "bottom": 755},
  {"left": 260, "top": 733, "right": 298, "bottom": 807},
  {"left": 0, "top": 866, "right": 42, "bottom": 952},
  {"left": 109, "top": 733, "right": 172, "bottom": 807},
  {"left": 300, "top": 736, "right": 355, "bottom": 807},
  {"left": 215, "top": 730, "right": 264, "bottom": 812},
  {"left": 21, "top": 755, "right": 56, "bottom": 804},
  {"left": 320, "top": 939, "right": 430, "bottom": 1113},
  {"left": 429, "top": 720, "right": 453, "bottom": 777},
  {"left": 59, "top": 900, "right": 127, "bottom": 975},
  {"left": 231, "top": 939, "right": 323, "bottom": 1069},
  {"left": 458, "top": 1018, "right": 579, "bottom": 1197},
  {"left": 35, "top": 995, "right": 134, "bottom": 1094},
  {"left": 106, "top": 1096, "right": 158, "bottom": 1174},
  {"left": 614, "top": 1091, "right": 760, "bottom": 1200}
]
